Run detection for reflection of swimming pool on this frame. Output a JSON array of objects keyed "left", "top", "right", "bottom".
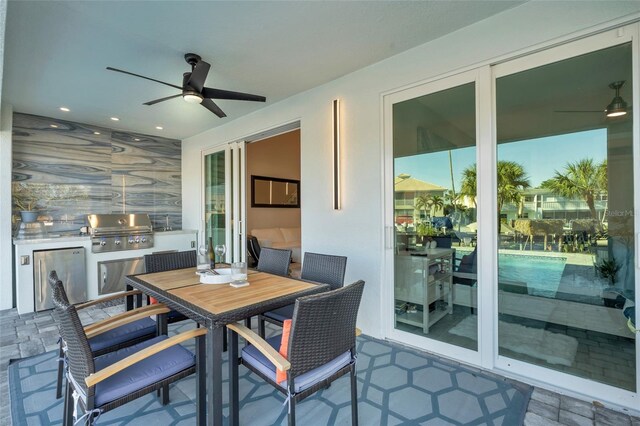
[{"left": 499, "top": 254, "right": 566, "bottom": 297}]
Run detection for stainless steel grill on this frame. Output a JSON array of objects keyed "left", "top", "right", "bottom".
[{"left": 88, "top": 213, "right": 154, "bottom": 253}]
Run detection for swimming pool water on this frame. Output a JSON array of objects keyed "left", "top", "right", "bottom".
[{"left": 499, "top": 254, "right": 566, "bottom": 297}]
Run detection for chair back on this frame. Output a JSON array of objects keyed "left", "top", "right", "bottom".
[
  {"left": 247, "top": 235, "right": 261, "bottom": 267},
  {"left": 300, "top": 252, "right": 347, "bottom": 290},
  {"left": 145, "top": 250, "right": 197, "bottom": 273},
  {"left": 257, "top": 247, "right": 291, "bottom": 276},
  {"left": 49, "top": 270, "right": 95, "bottom": 397},
  {"left": 287, "top": 280, "right": 365, "bottom": 378}
]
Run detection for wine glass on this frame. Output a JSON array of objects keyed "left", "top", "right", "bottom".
[
  {"left": 214, "top": 244, "right": 226, "bottom": 265},
  {"left": 197, "top": 231, "right": 209, "bottom": 266}
]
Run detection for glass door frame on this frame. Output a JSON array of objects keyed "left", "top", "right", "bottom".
[
  {"left": 383, "top": 67, "right": 493, "bottom": 368},
  {"left": 201, "top": 141, "right": 247, "bottom": 264},
  {"left": 383, "top": 22, "right": 639, "bottom": 408},
  {"left": 490, "top": 22, "right": 639, "bottom": 406}
]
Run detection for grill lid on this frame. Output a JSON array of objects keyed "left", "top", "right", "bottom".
[{"left": 88, "top": 214, "right": 153, "bottom": 236}]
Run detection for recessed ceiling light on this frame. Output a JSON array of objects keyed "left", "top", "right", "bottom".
[
  {"left": 94, "top": 131, "right": 101, "bottom": 135},
  {"left": 155, "top": 126, "right": 163, "bottom": 130},
  {"left": 59, "top": 107, "right": 70, "bottom": 112},
  {"left": 110, "top": 117, "right": 119, "bottom": 121},
  {"left": 134, "top": 138, "right": 140, "bottom": 141},
  {"left": 50, "top": 124, "right": 58, "bottom": 128}
]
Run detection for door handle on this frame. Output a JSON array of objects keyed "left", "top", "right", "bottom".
[{"left": 37, "top": 259, "right": 44, "bottom": 302}]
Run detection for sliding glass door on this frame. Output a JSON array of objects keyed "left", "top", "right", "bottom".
[
  {"left": 203, "top": 142, "right": 247, "bottom": 264},
  {"left": 495, "top": 40, "right": 636, "bottom": 391},
  {"left": 386, "top": 71, "right": 480, "bottom": 353},
  {"left": 385, "top": 24, "right": 638, "bottom": 404}
]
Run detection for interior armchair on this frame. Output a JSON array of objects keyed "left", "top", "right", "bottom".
[
  {"left": 227, "top": 280, "right": 365, "bottom": 426},
  {"left": 48, "top": 271, "right": 162, "bottom": 400},
  {"left": 51, "top": 274, "right": 207, "bottom": 426}
]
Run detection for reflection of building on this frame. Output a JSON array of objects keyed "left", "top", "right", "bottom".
[
  {"left": 501, "top": 188, "right": 607, "bottom": 223},
  {"left": 394, "top": 174, "right": 446, "bottom": 224}
]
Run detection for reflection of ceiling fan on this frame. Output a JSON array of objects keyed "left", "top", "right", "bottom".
[
  {"left": 106, "top": 53, "right": 266, "bottom": 118},
  {"left": 555, "top": 81, "right": 630, "bottom": 117}
]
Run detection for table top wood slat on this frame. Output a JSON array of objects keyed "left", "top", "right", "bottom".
[
  {"left": 169, "top": 271, "right": 317, "bottom": 315},
  {"left": 133, "top": 268, "right": 318, "bottom": 315}
]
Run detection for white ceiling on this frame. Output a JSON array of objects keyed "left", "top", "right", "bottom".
[{"left": 2, "top": 1, "right": 525, "bottom": 140}]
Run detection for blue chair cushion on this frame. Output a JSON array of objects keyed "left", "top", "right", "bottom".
[
  {"left": 93, "top": 335, "right": 195, "bottom": 407},
  {"left": 263, "top": 304, "right": 295, "bottom": 323},
  {"left": 88, "top": 317, "right": 156, "bottom": 353},
  {"left": 241, "top": 335, "right": 351, "bottom": 393}
]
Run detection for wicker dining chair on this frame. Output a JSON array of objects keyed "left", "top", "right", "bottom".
[
  {"left": 257, "top": 247, "right": 292, "bottom": 276},
  {"left": 258, "top": 252, "right": 347, "bottom": 337},
  {"left": 51, "top": 272, "right": 207, "bottom": 426},
  {"left": 227, "top": 280, "right": 365, "bottom": 426},
  {"left": 48, "top": 271, "right": 159, "bottom": 400},
  {"left": 144, "top": 250, "right": 197, "bottom": 324}
]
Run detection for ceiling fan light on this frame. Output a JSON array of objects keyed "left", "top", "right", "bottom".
[
  {"left": 183, "top": 91, "right": 203, "bottom": 104},
  {"left": 606, "top": 96, "right": 627, "bottom": 117}
]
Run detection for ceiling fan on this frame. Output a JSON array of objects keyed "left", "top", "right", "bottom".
[
  {"left": 555, "top": 81, "right": 630, "bottom": 117},
  {"left": 106, "top": 53, "right": 266, "bottom": 118}
]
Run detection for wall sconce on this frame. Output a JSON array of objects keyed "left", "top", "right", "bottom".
[{"left": 332, "top": 99, "right": 341, "bottom": 210}]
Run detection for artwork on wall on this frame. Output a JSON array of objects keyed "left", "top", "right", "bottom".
[{"left": 251, "top": 175, "right": 300, "bottom": 208}]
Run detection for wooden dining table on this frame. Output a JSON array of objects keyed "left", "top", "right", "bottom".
[{"left": 124, "top": 268, "right": 329, "bottom": 426}]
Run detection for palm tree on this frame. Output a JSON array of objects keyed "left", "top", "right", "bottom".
[
  {"left": 460, "top": 161, "right": 530, "bottom": 225},
  {"left": 497, "top": 161, "right": 530, "bottom": 215},
  {"left": 541, "top": 158, "right": 607, "bottom": 221},
  {"left": 414, "top": 194, "right": 432, "bottom": 222},
  {"left": 430, "top": 195, "right": 444, "bottom": 217},
  {"left": 459, "top": 165, "right": 477, "bottom": 208}
]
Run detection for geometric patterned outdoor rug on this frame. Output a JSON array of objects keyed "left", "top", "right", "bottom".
[{"left": 9, "top": 325, "right": 531, "bottom": 425}]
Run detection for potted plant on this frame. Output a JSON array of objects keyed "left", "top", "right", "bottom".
[
  {"left": 595, "top": 257, "right": 624, "bottom": 307},
  {"left": 12, "top": 183, "right": 41, "bottom": 223},
  {"left": 416, "top": 222, "right": 437, "bottom": 247}
]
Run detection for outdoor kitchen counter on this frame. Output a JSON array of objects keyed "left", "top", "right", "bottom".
[{"left": 13, "top": 229, "right": 197, "bottom": 314}]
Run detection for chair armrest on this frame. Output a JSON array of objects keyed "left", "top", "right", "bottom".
[
  {"left": 85, "top": 328, "right": 207, "bottom": 387},
  {"left": 76, "top": 290, "right": 143, "bottom": 310},
  {"left": 227, "top": 322, "right": 291, "bottom": 371},
  {"left": 85, "top": 304, "right": 170, "bottom": 339}
]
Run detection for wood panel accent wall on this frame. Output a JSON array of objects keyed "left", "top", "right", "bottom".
[{"left": 11, "top": 113, "right": 182, "bottom": 230}]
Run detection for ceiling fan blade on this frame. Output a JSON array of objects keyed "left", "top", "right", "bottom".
[
  {"left": 201, "top": 98, "right": 227, "bottom": 118},
  {"left": 106, "top": 67, "right": 183, "bottom": 90},
  {"left": 202, "top": 87, "right": 266, "bottom": 102},
  {"left": 554, "top": 110, "right": 604, "bottom": 113},
  {"left": 186, "top": 60, "right": 211, "bottom": 92},
  {"left": 144, "top": 94, "right": 182, "bottom": 106}
]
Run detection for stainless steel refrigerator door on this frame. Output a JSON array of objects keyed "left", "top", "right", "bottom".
[
  {"left": 98, "top": 257, "right": 145, "bottom": 295},
  {"left": 34, "top": 247, "right": 87, "bottom": 311}
]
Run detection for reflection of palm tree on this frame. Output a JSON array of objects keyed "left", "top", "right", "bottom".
[
  {"left": 497, "top": 161, "right": 530, "bottom": 215},
  {"left": 460, "top": 161, "right": 530, "bottom": 225},
  {"left": 541, "top": 158, "right": 606, "bottom": 222},
  {"left": 430, "top": 195, "right": 444, "bottom": 216},
  {"left": 415, "top": 194, "right": 432, "bottom": 222},
  {"left": 460, "top": 165, "right": 477, "bottom": 208}
]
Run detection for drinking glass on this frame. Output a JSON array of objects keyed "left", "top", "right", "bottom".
[
  {"left": 214, "top": 244, "right": 226, "bottom": 265},
  {"left": 231, "top": 261, "right": 248, "bottom": 284}
]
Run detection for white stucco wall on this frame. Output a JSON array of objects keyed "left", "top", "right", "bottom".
[{"left": 183, "top": 2, "right": 640, "bottom": 339}]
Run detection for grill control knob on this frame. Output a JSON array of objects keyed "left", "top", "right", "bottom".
[
  {"left": 135, "top": 237, "right": 140, "bottom": 243},
  {"left": 100, "top": 240, "right": 106, "bottom": 246},
  {"left": 141, "top": 237, "right": 146, "bottom": 243},
  {"left": 128, "top": 238, "right": 134, "bottom": 244},
  {"left": 115, "top": 240, "right": 121, "bottom": 245}
]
